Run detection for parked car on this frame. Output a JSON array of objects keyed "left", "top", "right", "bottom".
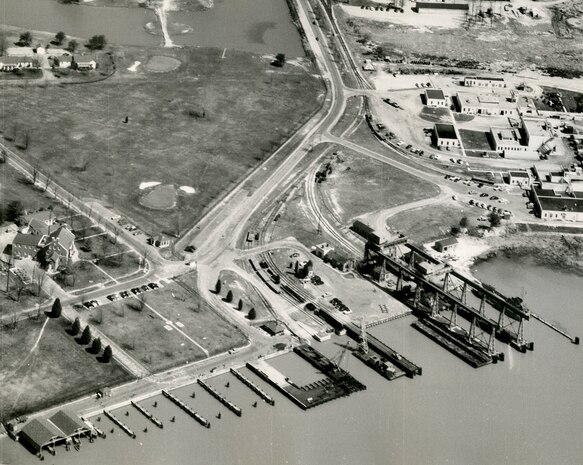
[
  {"left": 107, "top": 294, "right": 119, "bottom": 301},
  {"left": 131, "top": 287, "right": 142, "bottom": 295},
  {"left": 480, "top": 193, "right": 489, "bottom": 197},
  {"left": 148, "top": 282, "right": 160, "bottom": 290},
  {"left": 468, "top": 190, "right": 477, "bottom": 195},
  {"left": 141, "top": 284, "right": 150, "bottom": 292},
  {"left": 120, "top": 291, "right": 130, "bottom": 298}
]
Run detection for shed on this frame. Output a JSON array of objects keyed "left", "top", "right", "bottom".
[
  {"left": 261, "top": 321, "right": 285, "bottom": 336},
  {"left": 434, "top": 237, "right": 458, "bottom": 253}
]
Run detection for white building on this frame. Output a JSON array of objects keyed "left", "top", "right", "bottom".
[
  {"left": 434, "top": 123, "right": 461, "bottom": 148},
  {"left": 457, "top": 91, "right": 517, "bottom": 116},
  {"left": 464, "top": 76, "right": 507, "bottom": 88},
  {"left": 425, "top": 89, "right": 448, "bottom": 108}
]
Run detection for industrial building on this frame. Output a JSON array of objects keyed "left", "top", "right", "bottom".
[
  {"left": 489, "top": 117, "right": 552, "bottom": 159},
  {"left": 457, "top": 91, "right": 517, "bottom": 116}
]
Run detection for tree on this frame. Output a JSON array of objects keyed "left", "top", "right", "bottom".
[
  {"left": 91, "top": 337, "right": 102, "bottom": 354},
  {"left": 459, "top": 216, "right": 469, "bottom": 229},
  {"left": 247, "top": 308, "right": 256, "bottom": 320},
  {"left": 102, "top": 345, "right": 113, "bottom": 362},
  {"left": 54, "top": 31, "right": 66, "bottom": 45},
  {"left": 19, "top": 32, "right": 33, "bottom": 46},
  {"left": 80, "top": 325, "right": 92, "bottom": 344},
  {"left": 71, "top": 317, "right": 81, "bottom": 336},
  {"left": 0, "top": 31, "right": 8, "bottom": 55},
  {"left": 237, "top": 299, "right": 243, "bottom": 311},
  {"left": 6, "top": 200, "right": 24, "bottom": 222},
  {"left": 225, "top": 290, "right": 233, "bottom": 303},
  {"left": 50, "top": 298, "right": 62, "bottom": 318},
  {"left": 294, "top": 261, "right": 299, "bottom": 275},
  {"left": 66, "top": 39, "right": 78, "bottom": 53},
  {"left": 272, "top": 53, "right": 286, "bottom": 67},
  {"left": 488, "top": 212, "right": 502, "bottom": 228},
  {"left": 87, "top": 35, "right": 107, "bottom": 50},
  {"left": 215, "top": 278, "right": 222, "bottom": 294}
]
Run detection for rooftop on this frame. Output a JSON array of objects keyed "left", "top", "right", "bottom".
[
  {"left": 522, "top": 118, "right": 548, "bottom": 137},
  {"left": 466, "top": 76, "right": 505, "bottom": 82},
  {"left": 49, "top": 410, "right": 88, "bottom": 436},
  {"left": 425, "top": 89, "right": 445, "bottom": 100},
  {"left": 435, "top": 237, "right": 458, "bottom": 247},
  {"left": 538, "top": 196, "right": 583, "bottom": 213},
  {"left": 13, "top": 233, "right": 44, "bottom": 247},
  {"left": 434, "top": 123, "right": 458, "bottom": 140},
  {"left": 509, "top": 170, "right": 530, "bottom": 178}
]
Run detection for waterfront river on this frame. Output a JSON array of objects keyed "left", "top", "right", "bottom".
[
  {"left": 0, "top": 0, "right": 304, "bottom": 56},
  {"left": 1, "top": 255, "right": 581, "bottom": 464}
]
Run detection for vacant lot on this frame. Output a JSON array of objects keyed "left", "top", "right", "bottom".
[
  {"left": 319, "top": 149, "right": 440, "bottom": 225},
  {"left": 0, "top": 46, "right": 324, "bottom": 237},
  {"left": 0, "top": 316, "right": 130, "bottom": 421},
  {"left": 146, "top": 280, "right": 247, "bottom": 356},
  {"left": 386, "top": 203, "right": 482, "bottom": 244},
  {"left": 90, "top": 298, "right": 208, "bottom": 373}
]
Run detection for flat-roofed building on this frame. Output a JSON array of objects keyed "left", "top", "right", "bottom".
[
  {"left": 464, "top": 76, "right": 507, "bottom": 88},
  {"left": 508, "top": 170, "right": 533, "bottom": 188},
  {"left": 522, "top": 117, "right": 550, "bottom": 152},
  {"left": 457, "top": 91, "right": 517, "bottom": 116},
  {"left": 434, "top": 123, "right": 461, "bottom": 148},
  {"left": 425, "top": 89, "right": 448, "bottom": 108},
  {"left": 531, "top": 187, "right": 583, "bottom": 221}
]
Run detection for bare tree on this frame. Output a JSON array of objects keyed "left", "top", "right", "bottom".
[
  {"left": 44, "top": 172, "right": 52, "bottom": 192},
  {"left": 13, "top": 279, "right": 27, "bottom": 302}
]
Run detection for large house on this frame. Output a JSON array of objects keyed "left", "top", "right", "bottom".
[
  {"left": 425, "top": 89, "right": 448, "bottom": 108},
  {"left": 11, "top": 225, "right": 76, "bottom": 272}
]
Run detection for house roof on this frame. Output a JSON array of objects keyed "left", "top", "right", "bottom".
[
  {"left": 13, "top": 233, "right": 43, "bottom": 247},
  {"left": 49, "top": 410, "right": 88, "bottom": 436},
  {"left": 49, "top": 226, "right": 75, "bottom": 251},
  {"left": 434, "top": 123, "right": 458, "bottom": 140},
  {"left": 326, "top": 250, "right": 352, "bottom": 265},
  {"left": 509, "top": 170, "right": 530, "bottom": 177},
  {"left": 23, "top": 210, "right": 55, "bottom": 224},
  {"left": 28, "top": 218, "right": 51, "bottom": 235},
  {"left": 19, "top": 419, "right": 63, "bottom": 451},
  {"left": 6, "top": 47, "right": 34, "bottom": 57},
  {"left": 435, "top": 237, "right": 458, "bottom": 247},
  {"left": 261, "top": 321, "right": 285, "bottom": 335},
  {"left": 426, "top": 89, "right": 445, "bottom": 100},
  {"left": 0, "top": 56, "right": 33, "bottom": 65},
  {"left": 76, "top": 55, "right": 97, "bottom": 64}
]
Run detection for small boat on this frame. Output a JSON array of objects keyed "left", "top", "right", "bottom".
[
  {"left": 170, "top": 416, "right": 176, "bottom": 423},
  {"left": 216, "top": 412, "right": 221, "bottom": 419},
  {"left": 252, "top": 401, "right": 258, "bottom": 408}
]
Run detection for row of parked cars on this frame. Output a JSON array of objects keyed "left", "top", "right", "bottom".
[
  {"left": 107, "top": 282, "right": 161, "bottom": 301},
  {"left": 468, "top": 199, "right": 512, "bottom": 216}
]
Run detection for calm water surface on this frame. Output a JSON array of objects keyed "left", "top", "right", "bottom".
[
  {"left": 0, "top": 0, "right": 304, "bottom": 55},
  {"left": 1, "top": 256, "right": 581, "bottom": 464}
]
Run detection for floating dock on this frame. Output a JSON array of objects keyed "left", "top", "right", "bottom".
[
  {"left": 131, "top": 401, "right": 163, "bottom": 428},
  {"left": 531, "top": 313, "right": 579, "bottom": 345},
  {"left": 247, "top": 345, "right": 366, "bottom": 410},
  {"left": 103, "top": 410, "right": 136, "bottom": 439},
  {"left": 197, "top": 378, "right": 242, "bottom": 417},
  {"left": 161, "top": 390, "right": 210, "bottom": 428},
  {"left": 230, "top": 368, "right": 275, "bottom": 406},
  {"left": 412, "top": 317, "right": 494, "bottom": 368}
]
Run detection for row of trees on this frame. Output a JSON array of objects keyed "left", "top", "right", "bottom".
[
  {"left": 69, "top": 315, "right": 113, "bottom": 362},
  {"left": 15, "top": 30, "right": 104, "bottom": 52},
  {"left": 214, "top": 279, "right": 256, "bottom": 320}
]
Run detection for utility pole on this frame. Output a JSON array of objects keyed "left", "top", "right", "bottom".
[{"left": 359, "top": 316, "right": 369, "bottom": 354}]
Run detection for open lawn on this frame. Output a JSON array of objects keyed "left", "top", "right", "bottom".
[
  {"left": 419, "top": 106, "right": 451, "bottom": 123},
  {"left": 0, "top": 271, "right": 49, "bottom": 318},
  {"left": 216, "top": 269, "right": 272, "bottom": 321},
  {"left": 0, "top": 162, "right": 67, "bottom": 217},
  {"left": 54, "top": 260, "right": 110, "bottom": 290},
  {"left": 152, "top": 276, "right": 248, "bottom": 356},
  {"left": 0, "top": 316, "right": 130, "bottom": 421},
  {"left": 0, "top": 47, "right": 324, "bottom": 237},
  {"left": 386, "top": 203, "right": 482, "bottom": 244},
  {"left": 91, "top": 298, "right": 207, "bottom": 373},
  {"left": 319, "top": 148, "right": 440, "bottom": 225},
  {"left": 459, "top": 129, "right": 494, "bottom": 151}
]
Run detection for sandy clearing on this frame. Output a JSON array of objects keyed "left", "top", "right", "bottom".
[
  {"left": 127, "top": 61, "right": 141, "bottom": 72},
  {"left": 179, "top": 185, "right": 196, "bottom": 194}
]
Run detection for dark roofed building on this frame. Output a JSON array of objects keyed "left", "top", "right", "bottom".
[
  {"left": 49, "top": 410, "right": 89, "bottom": 437},
  {"left": 531, "top": 187, "right": 583, "bottom": 222},
  {"left": 18, "top": 419, "right": 64, "bottom": 454},
  {"left": 425, "top": 89, "right": 448, "bottom": 107},
  {"left": 434, "top": 123, "right": 460, "bottom": 148},
  {"left": 323, "top": 250, "right": 354, "bottom": 272},
  {"left": 12, "top": 233, "right": 47, "bottom": 259},
  {"left": 434, "top": 237, "right": 458, "bottom": 253},
  {"left": 260, "top": 321, "right": 285, "bottom": 336}
]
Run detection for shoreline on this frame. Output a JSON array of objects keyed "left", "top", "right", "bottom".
[{"left": 450, "top": 228, "right": 583, "bottom": 278}]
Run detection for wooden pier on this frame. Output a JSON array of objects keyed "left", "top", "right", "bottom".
[
  {"left": 197, "top": 378, "right": 242, "bottom": 417},
  {"left": 161, "top": 390, "right": 211, "bottom": 428},
  {"left": 131, "top": 401, "right": 163, "bottom": 428},
  {"left": 103, "top": 410, "right": 136, "bottom": 439},
  {"left": 230, "top": 368, "right": 275, "bottom": 406},
  {"left": 531, "top": 313, "right": 579, "bottom": 345}
]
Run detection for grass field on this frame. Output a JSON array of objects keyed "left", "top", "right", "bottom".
[
  {"left": 0, "top": 316, "right": 131, "bottom": 421},
  {"left": 459, "top": 129, "right": 494, "bottom": 151},
  {"left": 319, "top": 148, "right": 440, "bottom": 225},
  {"left": 386, "top": 203, "right": 482, "bottom": 244},
  {"left": 0, "top": 46, "right": 324, "bottom": 237},
  {"left": 145, "top": 280, "right": 248, "bottom": 356},
  {"left": 217, "top": 269, "right": 272, "bottom": 321}
]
